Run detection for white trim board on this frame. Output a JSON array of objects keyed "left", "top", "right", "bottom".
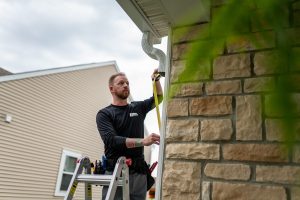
[
  {"left": 0, "top": 60, "right": 119, "bottom": 83},
  {"left": 155, "top": 30, "right": 171, "bottom": 200}
]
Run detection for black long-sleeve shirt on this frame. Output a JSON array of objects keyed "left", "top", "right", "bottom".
[{"left": 96, "top": 96, "right": 156, "bottom": 161}]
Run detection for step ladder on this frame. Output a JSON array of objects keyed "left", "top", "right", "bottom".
[{"left": 64, "top": 156, "right": 129, "bottom": 200}]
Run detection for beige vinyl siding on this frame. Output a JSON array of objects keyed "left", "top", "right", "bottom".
[{"left": 0, "top": 65, "right": 116, "bottom": 199}]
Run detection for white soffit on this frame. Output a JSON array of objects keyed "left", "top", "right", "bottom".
[
  {"left": 117, "top": 0, "right": 167, "bottom": 38},
  {"left": 116, "top": 0, "right": 210, "bottom": 38},
  {"left": 161, "top": 0, "right": 210, "bottom": 26}
]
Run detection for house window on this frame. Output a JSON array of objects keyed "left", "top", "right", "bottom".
[{"left": 55, "top": 149, "right": 82, "bottom": 196}]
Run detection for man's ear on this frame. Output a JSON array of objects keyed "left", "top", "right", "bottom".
[{"left": 109, "top": 85, "right": 113, "bottom": 92}]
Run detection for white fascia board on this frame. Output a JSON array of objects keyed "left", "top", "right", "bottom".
[
  {"left": 116, "top": 0, "right": 161, "bottom": 39},
  {"left": 0, "top": 60, "right": 119, "bottom": 83}
]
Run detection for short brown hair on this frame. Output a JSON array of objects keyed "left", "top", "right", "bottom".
[{"left": 108, "top": 72, "right": 126, "bottom": 86}]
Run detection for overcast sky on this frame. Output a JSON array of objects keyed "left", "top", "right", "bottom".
[{"left": 0, "top": 0, "right": 167, "bottom": 164}]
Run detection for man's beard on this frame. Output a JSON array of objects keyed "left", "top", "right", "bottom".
[{"left": 116, "top": 90, "right": 129, "bottom": 99}]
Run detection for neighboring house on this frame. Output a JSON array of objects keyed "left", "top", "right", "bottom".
[
  {"left": 117, "top": 0, "right": 300, "bottom": 200},
  {"left": 0, "top": 67, "right": 13, "bottom": 76},
  {"left": 0, "top": 61, "right": 152, "bottom": 199}
]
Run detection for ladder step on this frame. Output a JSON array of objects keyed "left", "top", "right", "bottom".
[{"left": 77, "top": 174, "right": 124, "bottom": 186}]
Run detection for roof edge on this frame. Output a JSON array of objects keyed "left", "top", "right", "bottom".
[
  {"left": 116, "top": 0, "right": 163, "bottom": 39},
  {"left": 0, "top": 60, "right": 119, "bottom": 83}
]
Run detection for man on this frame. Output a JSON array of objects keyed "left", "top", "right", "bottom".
[{"left": 96, "top": 69, "right": 163, "bottom": 200}]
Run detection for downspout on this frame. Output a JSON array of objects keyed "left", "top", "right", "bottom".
[
  {"left": 142, "top": 31, "right": 168, "bottom": 200},
  {"left": 141, "top": 32, "right": 166, "bottom": 76}
]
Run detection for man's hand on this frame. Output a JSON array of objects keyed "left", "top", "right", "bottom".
[
  {"left": 151, "top": 68, "right": 161, "bottom": 81},
  {"left": 142, "top": 133, "right": 160, "bottom": 146},
  {"left": 126, "top": 133, "right": 160, "bottom": 148}
]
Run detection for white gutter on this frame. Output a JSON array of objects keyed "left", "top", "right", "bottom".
[{"left": 141, "top": 32, "right": 166, "bottom": 76}]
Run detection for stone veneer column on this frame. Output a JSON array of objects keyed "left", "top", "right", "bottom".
[{"left": 162, "top": 1, "right": 300, "bottom": 199}]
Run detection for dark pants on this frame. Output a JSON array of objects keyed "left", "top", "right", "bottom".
[{"left": 102, "top": 171, "right": 147, "bottom": 200}]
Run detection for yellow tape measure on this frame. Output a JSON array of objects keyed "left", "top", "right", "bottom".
[{"left": 153, "top": 74, "right": 161, "bottom": 130}]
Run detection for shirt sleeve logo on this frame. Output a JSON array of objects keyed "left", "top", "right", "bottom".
[{"left": 129, "top": 113, "right": 139, "bottom": 117}]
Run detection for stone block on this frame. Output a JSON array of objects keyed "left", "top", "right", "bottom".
[
  {"left": 211, "top": 0, "right": 227, "bottom": 6},
  {"left": 162, "top": 160, "right": 201, "bottom": 200},
  {"left": 170, "top": 60, "right": 210, "bottom": 83},
  {"left": 264, "top": 95, "right": 281, "bottom": 117},
  {"left": 167, "top": 98, "right": 188, "bottom": 117},
  {"left": 204, "top": 163, "right": 250, "bottom": 180},
  {"left": 222, "top": 144, "right": 288, "bottom": 162},
  {"left": 161, "top": 192, "right": 200, "bottom": 200},
  {"left": 244, "top": 77, "right": 276, "bottom": 93},
  {"left": 170, "top": 60, "right": 185, "bottom": 83},
  {"left": 254, "top": 50, "right": 284, "bottom": 75},
  {"left": 251, "top": 8, "right": 289, "bottom": 31},
  {"left": 266, "top": 119, "right": 300, "bottom": 142},
  {"left": 213, "top": 54, "right": 251, "bottom": 79},
  {"left": 226, "top": 31, "right": 275, "bottom": 53},
  {"left": 166, "top": 119, "right": 199, "bottom": 142},
  {"left": 236, "top": 95, "right": 262, "bottom": 140},
  {"left": 291, "top": 187, "right": 300, "bottom": 200},
  {"left": 251, "top": 10, "right": 273, "bottom": 32},
  {"left": 172, "top": 39, "right": 224, "bottom": 61},
  {"left": 293, "top": 1, "right": 300, "bottom": 10},
  {"left": 212, "top": 182, "right": 286, "bottom": 200},
  {"left": 256, "top": 165, "right": 300, "bottom": 184},
  {"left": 170, "top": 83, "right": 203, "bottom": 97},
  {"left": 202, "top": 181, "right": 211, "bottom": 200},
  {"left": 190, "top": 96, "right": 232, "bottom": 116},
  {"left": 291, "top": 48, "right": 300, "bottom": 72},
  {"left": 211, "top": 6, "right": 250, "bottom": 37},
  {"left": 172, "top": 43, "right": 188, "bottom": 60},
  {"left": 206, "top": 80, "right": 241, "bottom": 95},
  {"left": 294, "top": 11, "right": 300, "bottom": 27},
  {"left": 172, "top": 23, "right": 210, "bottom": 44},
  {"left": 278, "top": 74, "right": 300, "bottom": 91},
  {"left": 285, "top": 28, "right": 300, "bottom": 45},
  {"left": 265, "top": 119, "right": 284, "bottom": 141},
  {"left": 293, "top": 145, "right": 300, "bottom": 163},
  {"left": 165, "top": 143, "right": 220, "bottom": 160},
  {"left": 200, "top": 119, "right": 232, "bottom": 141},
  {"left": 265, "top": 94, "right": 300, "bottom": 117}
]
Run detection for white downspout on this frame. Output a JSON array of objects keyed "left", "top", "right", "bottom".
[
  {"left": 141, "top": 32, "right": 166, "bottom": 76},
  {"left": 142, "top": 31, "right": 169, "bottom": 200}
]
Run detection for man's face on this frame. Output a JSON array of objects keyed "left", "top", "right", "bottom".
[{"left": 110, "top": 75, "right": 130, "bottom": 99}]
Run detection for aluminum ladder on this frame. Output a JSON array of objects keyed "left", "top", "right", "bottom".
[{"left": 64, "top": 156, "right": 129, "bottom": 200}]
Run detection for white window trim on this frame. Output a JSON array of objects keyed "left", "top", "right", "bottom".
[{"left": 54, "top": 149, "right": 82, "bottom": 196}]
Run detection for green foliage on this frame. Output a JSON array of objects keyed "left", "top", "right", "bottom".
[{"left": 176, "top": 0, "right": 299, "bottom": 149}]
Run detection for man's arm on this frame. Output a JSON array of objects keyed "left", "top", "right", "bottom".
[
  {"left": 97, "top": 110, "right": 160, "bottom": 149},
  {"left": 125, "top": 133, "right": 160, "bottom": 148},
  {"left": 125, "top": 69, "right": 162, "bottom": 148},
  {"left": 96, "top": 110, "right": 127, "bottom": 149}
]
